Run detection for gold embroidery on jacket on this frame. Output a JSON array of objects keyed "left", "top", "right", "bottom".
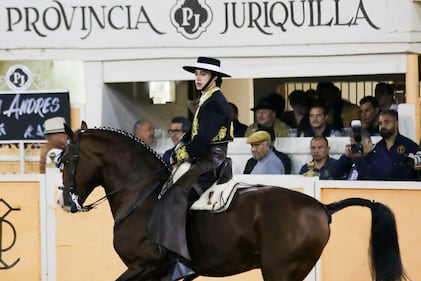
[
  {"left": 191, "top": 87, "right": 220, "bottom": 139},
  {"left": 212, "top": 126, "right": 227, "bottom": 142},
  {"left": 175, "top": 146, "right": 189, "bottom": 162}
]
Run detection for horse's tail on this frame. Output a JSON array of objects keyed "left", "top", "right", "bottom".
[{"left": 324, "top": 197, "right": 408, "bottom": 281}]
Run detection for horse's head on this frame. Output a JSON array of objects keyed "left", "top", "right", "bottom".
[{"left": 58, "top": 121, "right": 99, "bottom": 213}]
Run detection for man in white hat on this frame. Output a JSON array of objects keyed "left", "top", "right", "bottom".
[
  {"left": 149, "top": 56, "right": 233, "bottom": 281},
  {"left": 39, "top": 117, "right": 68, "bottom": 173}
]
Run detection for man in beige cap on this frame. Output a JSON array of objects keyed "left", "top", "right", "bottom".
[
  {"left": 243, "top": 130, "right": 285, "bottom": 174},
  {"left": 39, "top": 117, "right": 68, "bottom": 173}
]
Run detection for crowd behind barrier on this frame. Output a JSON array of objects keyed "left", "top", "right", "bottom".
[
  {"left": 154, "top": 136, "right": 382, "bottom": 174},
  {"left": 0, "top": 104, "right": 416, "bottom": 175},
  {"left": 0, "top": 136, "right": 389, "bottom": 176}
]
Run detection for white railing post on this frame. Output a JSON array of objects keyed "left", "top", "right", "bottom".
[{"left": 44, "top": 163, "right": 61, "bottom": 281}]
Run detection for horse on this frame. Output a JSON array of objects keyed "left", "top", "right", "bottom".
[{"left": 57, "top": 121, "right": 407, "bottom": 281}]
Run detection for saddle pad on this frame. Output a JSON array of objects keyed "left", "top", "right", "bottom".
[{"left": 190, "top": 180, "right": 254, "bottom": 213}]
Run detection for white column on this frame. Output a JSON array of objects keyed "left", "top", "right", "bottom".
[{"left": 83, "top": 61, "right": 104, "bottom": 127}]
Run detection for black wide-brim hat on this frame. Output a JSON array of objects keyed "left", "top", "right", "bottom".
[
  {"left": 251, "top": 97, "right": 278, "bottom": 111},
  {"left": 183, "top": 57, "right": 231, "bottom": 77}
]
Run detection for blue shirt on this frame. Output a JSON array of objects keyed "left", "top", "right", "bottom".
[
  {"left": 251, "top": 149, "right": 285, "bottom": 174},
  {"left": 299, "top": 157, "right": 338, "bottom": 180},
  {"left": 333, "top": 134, "right": 418, "bottom": 180},
  {"left": 162, "top": 146, "right": 175, "bottom": 166}
]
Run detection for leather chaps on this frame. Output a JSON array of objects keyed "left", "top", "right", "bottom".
[{"left": 148, "top": 143, "right": 228, "bottom": 261}]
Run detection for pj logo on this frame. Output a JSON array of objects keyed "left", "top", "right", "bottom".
[
  {"left": 0, "top": 198, "right": 21, "bottom": 270},
  {"left": 170, "top": 0, "right": 212, "bottom": 39}
]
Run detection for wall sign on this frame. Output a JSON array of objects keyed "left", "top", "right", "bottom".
[
  {"left": 5, "top": 65, "right": 33, "bottom": 91},
  {"left": 0, "top": 91, "right": 70, "bottom": 140},
  {"left": 0, "top": 0, "right": 395, "bottom": 49}
]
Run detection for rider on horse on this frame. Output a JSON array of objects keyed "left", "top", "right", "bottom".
[{"left": 148, "top": 56, "right": 234, "bottom": 281}]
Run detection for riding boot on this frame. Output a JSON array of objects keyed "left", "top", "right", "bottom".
[{"left": 160, "top": 252, "right": 195, "bottom": 281}]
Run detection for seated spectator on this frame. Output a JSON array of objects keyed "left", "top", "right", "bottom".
[
  {"left": 317, "top": 82, "right": 360, "bottom": 131},
  {"left": 374, "top": 82, "right": 398, "bottom": 111},
  {"left": 302, "top": 102, "right": 341, "bottom": 137},
  {"left": 299, "top": 136, "right": 337, "bottom": 179},
  {"left": 162, "top": 116, "right": 191, "bottom": 166},
  {"left": 282, "top": 90, "right": 311, "bottom": 137},
  {"left": 228, "top": 102, "right": 247, "bottom": 137},
  {"left": 245, "top": 126, "right": 291, "bottom": 174},
  {"left": 333, "top": 110, "right": 418, "bottom": 180},
  {"left": 39, "top": 117, "right": 68, "bottom": 173},
  {"left": 243, "top": 131, "right": 285, "bottom": 174},
  {"left": 245, "top": 97, "right": 290, "bottom": 137},
  {"left": 133, "top": 119, "right": 154, "bottom": 145},
  {"left": 359, "top": 96, "right": 380, "bottom": 135}
]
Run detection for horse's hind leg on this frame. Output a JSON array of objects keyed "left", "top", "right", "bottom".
[{"left": 258, "top": 204, "right": 330, "bottom": 280}]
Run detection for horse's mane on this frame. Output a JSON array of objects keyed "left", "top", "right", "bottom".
[{"left": 87, "top": 126, "right": 170, "bottom": 170}]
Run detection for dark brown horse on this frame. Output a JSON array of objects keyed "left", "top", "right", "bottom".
[{"left": 58, "top": 122, "right": 407, "bottom": 281}]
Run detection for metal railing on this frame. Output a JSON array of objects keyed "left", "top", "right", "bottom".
[{"left": 0, "top": 140, "right": 46, "bottom": 174}]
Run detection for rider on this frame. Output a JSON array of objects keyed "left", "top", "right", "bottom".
[{"left": 149, "top": 56, "right": 233, "bottom": 281}]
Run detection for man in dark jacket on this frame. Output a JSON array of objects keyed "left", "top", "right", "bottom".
[{"left": 333, "top": 110, "right": 418, "bottom": 180}]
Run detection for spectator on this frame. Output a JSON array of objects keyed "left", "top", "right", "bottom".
[
  {"left": 133, "top": 119, "right": 154, "bottom": 145},
  {"left": 374, "top": 82, "right": 398, "bottom": 111},
  {"left": 244, "top": 126, "right": 292, "bottom": 174},
  {"left": 282, "top": 90, "right": 311, "bottom": 137},
  {"left": 228, "top": 102, "right": 247, "bottom": 137},
  {"left": 39, "top": 117, "right": 68, "bottom": 173},
  {"left": 243, "top": 130, "right": 285, "bottom": 174},
  {"left": 317, "top": 82, "right": 360, "bottom": 131},
  {"left": 332, "top": 129, "right": 376, "bottom": 180},
  {"left": 162, "top": 116, "right": 191, "bottom": 166},
  {"left": 302, "top": 102, "right": 341, "bottom": 137},
  {"left": 245, "top": 97, "right": 290, "bottom": 137},
  {"left": 359, "top": 96, "right": 380, "bottom": 135},
  {"left": 333, "top": 110, "right": 419, "bottom": 180},
  {"left": 266, "top": 92, "right": 286, "bottom": 121},
  {"left": 299, "top": 136, "right": 337, "bottom": 179}
]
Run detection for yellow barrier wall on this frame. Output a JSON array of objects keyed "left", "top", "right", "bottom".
[
  {"left": 0, "top": 181, "right": 41, "bottom": 281},
  {"left": 320, "top": 188, "right": 421, "bottom": 281},
  {"left": 55, "top": 188, "right": 126, "bottom": 281}
]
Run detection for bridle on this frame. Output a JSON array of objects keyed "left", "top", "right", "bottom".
[{"left": 59, "top": 130, "right": 168, "bottom": 214}]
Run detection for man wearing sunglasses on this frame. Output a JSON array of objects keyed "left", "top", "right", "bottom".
[{"left": 163, "top": 116, "right": 191, "bottom": 166}]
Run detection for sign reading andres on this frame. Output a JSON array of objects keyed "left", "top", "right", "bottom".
[{"left": 0, "top": 91, "right": 70, "bottom": 140}]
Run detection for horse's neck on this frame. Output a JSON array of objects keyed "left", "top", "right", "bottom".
[{"left": 103, "top": 165, "right": 165, "bottom": 222}]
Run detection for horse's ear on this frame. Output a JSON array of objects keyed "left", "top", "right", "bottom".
[
  {"left": 64, "top": 123, "right": 74, "bottom": 140},
  {"left": 81, "top": 121, "right": 88, "bottom": 131}
]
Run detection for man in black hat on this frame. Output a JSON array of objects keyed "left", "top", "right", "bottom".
[
  {"left": 149, "top": 57, "right": 233, "bottom": 281},
  {"left": 245, "top": 96, "right": 290, "bottom": 137}
]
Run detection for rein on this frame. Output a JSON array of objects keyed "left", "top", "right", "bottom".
[{"left": 61, "top": 129, "right": 169, "bottom": 213}]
